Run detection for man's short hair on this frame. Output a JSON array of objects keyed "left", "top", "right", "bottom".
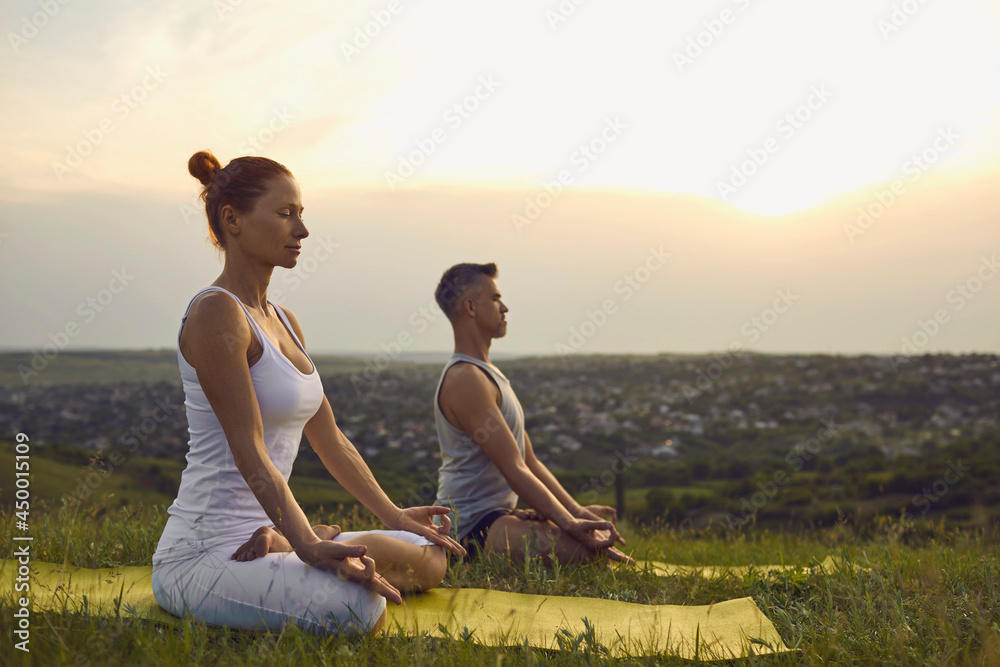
[{"left": 435, "top": 262, "right": 498, "bottom": 319}]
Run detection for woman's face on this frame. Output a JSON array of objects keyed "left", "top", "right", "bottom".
[{"left": 234, "top": 174, "right": 308, "bottom": 269}]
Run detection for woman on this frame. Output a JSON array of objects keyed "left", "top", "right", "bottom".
[{"left": 151, "top": 151, "right": 465, "bottom": 636}]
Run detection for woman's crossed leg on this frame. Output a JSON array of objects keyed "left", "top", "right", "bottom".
[{"left": 233, "top": 524, "right": 447, "bottom": 593}]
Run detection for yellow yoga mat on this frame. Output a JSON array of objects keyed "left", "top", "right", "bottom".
[
  {"left": 639, "top": 555, "right": 842, "bottom": 579},
  {"left": 2, "top": 560, "right": 177, "bottom": 625},
  {"left": 1, "top": 560, "right": 792, "bottom": 659},
  {"left": 388, "top": 587, "right": 788, "bottom": 659}
]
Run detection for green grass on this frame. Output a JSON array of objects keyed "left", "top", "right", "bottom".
[
  {"left": 587, "top": 483, "right": 721, "bottom": 510},
  {"left": 0, "top": 443, "right": 365, "bottom": 515},
  {"left": 0, "top": 448, "right": 183, "bottom": 509},
  {"left": 2, "top": 499, "right": 999, "bottom": 665}
]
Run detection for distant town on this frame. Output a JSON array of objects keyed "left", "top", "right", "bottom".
[{"left": 3, "top": 351, "right": 997, "bottom": 526}]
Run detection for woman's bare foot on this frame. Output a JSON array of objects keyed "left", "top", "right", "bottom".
[
  {"left": 231, "top": 524, "right": 342, "bottom": 561},
  {"left": 312, "top": 524, "right": 341, "bottom": 540},
  {"left": 232, "top": 526, "right": 287, "bottom": 561}
]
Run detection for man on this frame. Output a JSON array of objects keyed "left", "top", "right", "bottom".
[{"left": 432, "top": 262, "right": 630, "bottom": 564}]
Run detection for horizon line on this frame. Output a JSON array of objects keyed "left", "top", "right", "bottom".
[{"left": 0, "top": 347, "right": 997, "bottom": 359}]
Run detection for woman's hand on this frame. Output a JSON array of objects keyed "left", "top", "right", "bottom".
[
  {"left": 388, "top": 506, "right": 467, "bottom": 557},
  {"left": 296, "top": 539, "right": 402, "bottom": 605}
]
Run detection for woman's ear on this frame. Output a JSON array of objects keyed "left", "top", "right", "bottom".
[{"left": 219, "top": 204, "right": 240, "bottom": 239}]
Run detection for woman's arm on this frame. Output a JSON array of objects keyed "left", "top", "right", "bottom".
[
  {"left": 302, "top": 395, "right": 464, "bottom": 555},
  {"left": 303, "top": 397, "right": 401, "bottom": 524},
  {"left": 281, "top": 306, "right": 464, "bottom": 556},
  {"left": 184, "top": 294, "right": 401, "bottom": 601}
]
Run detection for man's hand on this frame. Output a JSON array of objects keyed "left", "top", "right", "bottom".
[
  {"left": 562, "top": 518, "right": 617, "bottom": 552},
  {"left": 389, "top": 506, "right": 467, "bottom": 557},
  {"left": 572, "top": 523, "right": 635, "bottom": 565},
  {"left": 578, "top": 505, "right": 617, "bottom": 524},
  {"left": 511, "top": 508, "right": 546, "bottom": 522},
  {"left": 605, "top": 546, "right": 635, "bottom": 564},
  {"left": 588, "top": 525, "right": 635, "bottom": 565},
  {"left": 575, "top": 505, "right": 626, "bottom": 547}
]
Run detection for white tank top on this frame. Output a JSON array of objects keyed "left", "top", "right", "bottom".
[
  {"left": 433, "top": 354, "right": 525, "bottom": 541},
  {"left": 153, "top": 287, "right": 324, "bottom": 565}
]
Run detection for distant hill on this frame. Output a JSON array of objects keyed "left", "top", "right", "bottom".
[
  {"left": 0, "top": 440, "right": 359, "bottom": 512},
  {"left": 0, "top": 349, "right": 543, "bottom": 387},
  {"left": 0, "top": 350, "right": 390, "bottom": 386},
  {"left": 1, "top": 349, "right": 183, "bottom": 387}
]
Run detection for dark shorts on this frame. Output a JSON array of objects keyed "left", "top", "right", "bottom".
[{"left": 458, "top": 508, "right": 511, "bottom": 561}]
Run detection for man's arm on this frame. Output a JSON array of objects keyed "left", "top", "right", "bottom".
[
  {"left": 523, "top": 432, "right": 625, "bottom": 548},
  {"left": 523, "top": 433, "right": 618, "bottom": 521},
  {"left": 439, "top": 364, "right": 616, "bottom": 552},
  {"left": 524, "top": 432, "right": 586, "bottom": 517}
]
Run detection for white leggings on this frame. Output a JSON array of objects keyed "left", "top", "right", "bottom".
[{"left": 151, "top": 530, "right": 432, "bottom": 635}]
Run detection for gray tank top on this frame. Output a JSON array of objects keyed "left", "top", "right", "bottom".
[{"left": 433, "top": 353, "right": 525, "bottom": 540}]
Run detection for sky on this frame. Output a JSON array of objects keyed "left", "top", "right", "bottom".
[{"left": 1, "top": 0, "right": 998, "bottom": 360}]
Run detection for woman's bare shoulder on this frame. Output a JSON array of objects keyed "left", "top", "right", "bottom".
[
  {"left": 275, "top": 303, "right": 307, "bottom": 346},
  {"left": 182, "top": 291, "right": 252, "bottom": 358}
]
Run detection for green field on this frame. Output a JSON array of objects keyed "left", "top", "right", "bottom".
[
  {"left": 0, "top": 443, "right": 365, "bottom": 520},
  {"left": 0, "top": 446, "right": 183, "bottom": 509},
  {"left": 3, "top": 350, "right": 999, "bottom": 663},
  {"left": 1, "top": 349, "right": 390, "bottom": 387},
  {"left": 2, "top": 499, "right": 998, "bottom": 665},
  {"left": 0, "top": 439, "right": 718, "bottom": 530},
  {"left": 3, "top": 445, "right": 999, "bottom": 664},
  {"left": 1, "top": 349, "right": 184, "bottom": 386}
]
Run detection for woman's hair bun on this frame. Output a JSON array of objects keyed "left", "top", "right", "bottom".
[
  {"left": 188, "top": 151, "right": 222, "bottom": 187},
  {"left": 185, "top": 151, "right": 292, "bottom": 251}
]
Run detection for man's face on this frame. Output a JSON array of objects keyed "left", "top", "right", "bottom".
[{"left": 469, "top": 276, "right": 508, "bottom": 338}]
